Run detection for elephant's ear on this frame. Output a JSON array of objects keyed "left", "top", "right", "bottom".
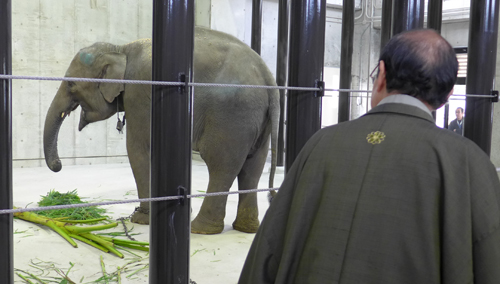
[{"left": 98, "top": 52, "right": 127, "bottom": 103}]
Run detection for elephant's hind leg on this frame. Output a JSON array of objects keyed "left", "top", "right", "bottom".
[
  {"left": 191, "top": 167, "right": 241, "bottom": 234},
  {"left": 233, "top": 140, "right": 270, "bottom": 233}
]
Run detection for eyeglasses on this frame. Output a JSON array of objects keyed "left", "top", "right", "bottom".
[{"left": 370, "top": 63, "right": 380, "bottom": 84}]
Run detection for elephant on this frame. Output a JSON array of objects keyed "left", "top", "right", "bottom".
[{"left": 43, "top": 26, "right": 279, "bottom": 234}]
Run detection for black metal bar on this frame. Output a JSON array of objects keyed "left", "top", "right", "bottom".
[
  {"left": 0, "top": 1, "right": 13, "bottom": 283},
  {"left": 427, "top": 0, "right": 443, "bottom": 33},
  {"left": 338, "top": 0, "right": 354, "bottom": 123},
  {"left": 380, "top": 0, "right": 393, "bottom": 51},
  {"left": 276, "top": 0, "right": 289, "bottom": 166},
  {"left": 285, "top": 0, "right": 326, "bottom": 171},
  {"left": 464, "top": 0, "right": 499, "bottom": 155},
  {"left": 427, "top": 0, "right": 443, "bottom": 121},
  {"left": 251, "top": 0, "right": 263, "bottom": 54},
  {"left": 444, "top": 104, "right": 450, "bottom": 128},
  {"left": 392, "top": 0, "right": 425, "bottom": 35},
  {"left": 150, "top": 1, "right": 194, "bottom": 283}
]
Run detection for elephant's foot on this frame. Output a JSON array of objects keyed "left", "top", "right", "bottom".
[
  {"left": 130, "top": 207, "right": 150, "bottom": 225},
  {"left": 233, "top": 211, "right": 260, "bottom": 233},
  {"left": 191, "top": 214, "right": 224, "bottom": 235}
]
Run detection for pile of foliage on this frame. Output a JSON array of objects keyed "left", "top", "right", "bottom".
[
  {"left": 14, "top": 189, "right": 149, "bottom": 258},
  {"left": 36, "top": 189, "right": 108, "bottom": 221}
]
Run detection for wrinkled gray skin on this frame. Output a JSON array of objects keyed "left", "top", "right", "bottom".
[{"left": 43, "top": 27, "right": 279, "bottom": 234}]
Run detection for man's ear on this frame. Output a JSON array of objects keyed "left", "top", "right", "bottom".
[{"left": 374, "top": 60, "right": 387, "bottom": 93}]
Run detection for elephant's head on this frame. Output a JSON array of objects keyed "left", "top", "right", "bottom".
[{"left": 43, "top": 43, "right": 127, "bottom": 172}]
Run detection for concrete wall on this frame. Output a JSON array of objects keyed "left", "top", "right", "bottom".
[
  {"left": 210, "top": 0, "right": 280, "bottom": 78},
  {"left": 12, "top": 0, "right": 153, "bottom": 168},
  {"left": 11, "top": 0, "right": 276, "bottom": 168},
  {"left": 12, "top": 0, "right": 500, "bottom": 169},
  {"left": 11, "top": 0, "right": 338, "bottom": 168}
]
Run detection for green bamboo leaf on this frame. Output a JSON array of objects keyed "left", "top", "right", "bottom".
[{"left": 126, "top": 264, "right": 149, "bottom": 278}]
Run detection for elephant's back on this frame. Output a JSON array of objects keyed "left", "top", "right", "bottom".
[
  {"left": 192, "top": 26, "right": 277, "bottom": 117},
  {"left": 193, "top": 27, "right": 274, "bottom": 87},
  {"left": 191, "top": 27, "right": 278, "bottom": 152}
]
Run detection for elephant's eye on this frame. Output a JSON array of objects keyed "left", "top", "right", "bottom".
[{"left": 67, "top": 81, "right": 77, "bottom": 93}]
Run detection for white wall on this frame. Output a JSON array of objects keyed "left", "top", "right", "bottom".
[
  {"left": 12, "top": 0, "right": 152, "bottom": 168},
  {"left": 210, "top": 0, "right": 279, "bottom": 78},
  {"left": 12, "top": 0, "right": 284, "bottom": 169},
  {"left": 13, "top": 0, "right": 499, "bottom": 169}
]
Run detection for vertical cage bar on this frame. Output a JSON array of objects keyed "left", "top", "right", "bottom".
[
  {"left": 427, "top": 0, "right": 443, "bottom": 32},
  {"left": 338, "top": 0, "right": 355, "bottom": 123},
  {"left": 464, "top": 0, "right": 499, "bottom": 155},
  {"left": 380, "top": 0, "right": 393, "bottom": 51},
  {"left": 285, "top": 0, "right": 326, "bottom": 171},
  {"left": 0, "top": 1, "right": 13, "bottom": 282},
  {"left": 427, "top": 0, "right": 443, "bottom": 120},
  {"left": 392, "top": 0, "right": 425, "bottom": 35},
  {"left": 150, "top": 0, "right": 194, "bottom": 283},
  {"left": 444, "top": 104, "right": 450, "bottom": 128},
  {"left": 252, "top": 0, "right": 263, "bottom": 54},
  {"left": 276, "top": 0, "right": 289, "bottom": 167}
]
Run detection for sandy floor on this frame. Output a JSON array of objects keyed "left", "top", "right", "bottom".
[{"left": 12, "top": 154, "right": 284, "bottom": 283}]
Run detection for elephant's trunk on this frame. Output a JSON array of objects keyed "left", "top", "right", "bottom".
[{"left": 43, "top": 82, "right": 78, "bottom": 172}]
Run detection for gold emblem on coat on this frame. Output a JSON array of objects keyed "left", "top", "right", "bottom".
[{"left": 366, "top": 131, "right": 386, "bottom": 144}]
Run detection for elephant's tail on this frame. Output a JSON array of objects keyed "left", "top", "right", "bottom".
[{"left": 267, "top": 85, "right": 280, "bottom": 200}]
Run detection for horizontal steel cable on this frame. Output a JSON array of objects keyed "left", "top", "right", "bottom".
[
  {"left": 0, "top": 187, "right": 279, "bottom": 215},
  {"left": 0, "top": 74, "right": 495, "bottom": 98},
  {"left": 13, "top": 155, "right": 129, "bottom": 161},
  {"left": 0, "top": 74, "right": 318, "bottom": 92}
]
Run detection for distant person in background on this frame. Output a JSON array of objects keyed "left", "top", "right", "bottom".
[{"left": 448, "top": 107, "right": 464, "bottom": 135}]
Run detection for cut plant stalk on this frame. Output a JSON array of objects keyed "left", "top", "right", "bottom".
[
  {"left": 16, "top": 272, "right": 34, "bottom": 284},
  {"left": 69, "top": 234, "right": 109, "bottom": 253},
  {"left": 13, "top": 209, "right": 148, "bottom": 258},
  {"left": 53, "top": 217, "right": 107, "bottom": 223}
]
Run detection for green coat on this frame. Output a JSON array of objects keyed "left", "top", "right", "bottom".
[{"left": 239, "top": 103, "right": 500, "bottom": 284}]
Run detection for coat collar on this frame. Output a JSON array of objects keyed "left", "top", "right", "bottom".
[{"left": 363, "top": 103, "right": 436, "bottom": 124}]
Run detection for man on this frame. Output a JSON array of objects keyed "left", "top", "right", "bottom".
[
  {"left": 239, "top": 29, "right": 500, "bottom": 284},
  {"left": 449, "top": 107, "right": 464, "bottom": 135}
]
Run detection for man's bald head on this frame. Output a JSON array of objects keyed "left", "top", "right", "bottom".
[{"left": 379, "top": 29, "right": 458, "bottom": 109}]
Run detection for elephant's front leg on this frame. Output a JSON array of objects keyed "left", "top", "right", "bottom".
[
  {"left": 129, "top": 150, "right": 151, "bottom": 224},
  {"left": 125, "top": 117, "right": 151, "bottom": 225}
]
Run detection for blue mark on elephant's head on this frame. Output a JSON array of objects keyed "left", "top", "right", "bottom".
[{"left": 79, "top": 53, "right": 95, "bottom": 65}]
